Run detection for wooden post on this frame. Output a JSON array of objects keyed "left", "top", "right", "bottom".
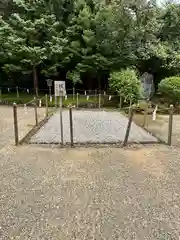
[
  {"left": 69, "top": 107, "right": 74, "bottom": 147},
  {"left": 123, "top": 106, "right": 134, "bottom": 146},
  {"left": 45, "top": 94, "right": 48, "bottom": 117},
  {"left": 49, "top": 86, "right": 51, "bottom": 97},
  {"left": 35, "top": 88, "right": 38, "bottom": 97},
  {"left": 55, "top": 95, "right": 57, "bottom": 108},
  {"left": 16, "top": 86, "right": 19, "bottom": 99},
  {"left": 13, "top": 103, "right": 19, "bottom": 146},
  {"left": 73, "top": 87, "right": 75, "bottom": 100},
  {"left": 128, "top": 98, "right": 132, "bottom": 118},
  {"left": 119, "top": 95, "right": 122, "bottom": 110},
  {"left": 33, "top": 66, "right": 38, "bottom": 97},
  {"left": 143, "top": 101, "right": 149, "bottom": 128},
  {"left": 95, "top": 89, "right": 97, "bottom": 107},
  {"left": 99, "top": 94, "right": 101, "bottom": 109},
  {"left": 34, "top": 98, "right": 38, "bottom": 126},
  {"left": 59, "top": 95, "right": 64, "bottom": 146},
  {"left": 168, "top": 104, "right": 173, "bottom": 146},
  {"left": 76, "top": 93, "right": 79, "bottom": 108}
]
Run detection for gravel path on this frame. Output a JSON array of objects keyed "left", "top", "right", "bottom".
[
  {"left": 30, "top": 110, "right": 158, "bottom": 144},
  {"left": 1, "top": 106, "right": 180, "bottom": 239},
  {"left": 1, "top": 144, "right": 180, "bottom": 239}
]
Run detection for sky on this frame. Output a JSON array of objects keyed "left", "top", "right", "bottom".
[
  {"left": 157, "top": 0, "right": 180, "bottom": 4},
  {"left": 160, "top": 0, "right": 180, "bottom": 3}
]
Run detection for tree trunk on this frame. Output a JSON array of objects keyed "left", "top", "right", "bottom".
[
  {"left": 33, "top": 66, "right": 38, "bottom": 97},
  {"left": 98, "top": 75, "right": 101, "bottom": 92}
]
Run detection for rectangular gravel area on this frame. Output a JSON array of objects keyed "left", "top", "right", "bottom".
[{"left": 30, "top": 110, "right": 158, "bottom": 144}]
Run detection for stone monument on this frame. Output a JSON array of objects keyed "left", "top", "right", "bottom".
[{"left": 140, "top": 70, "right": 155, "bottom": 99}]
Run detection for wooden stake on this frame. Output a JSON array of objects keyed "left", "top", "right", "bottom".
[
  {"left": 69, "top": 107, "right": 74, "bottom": 147},
  {"left": 16, "top": 86, "right": 19, "bottom": 99},
  {"left": 34, "top": 98, "right": 38, "bottom": 126},
  {"left": 168, "top": 104, "right": 174, "bottom": 146},
  {"left": 123, "top": 106, "right": 134, "bottom": 146},
  {"left": 76, "top": 93, "right": 79, "bottom": 108},
  {"left": 119, "top": 95, "right": 122, "bottom": 110},
  {"left": 45, "top": 94, "right": 48, "bottom": 117},
  {"left": 99, "top": 94, "right": 101, "bottom": 109},
  {"left": 55, "top": 95, "right": 57, "bottom": 108},
  {"left": 128, "top": 98, "right": 132, "bottom": 118},
  {"left": 73, "top": 87, "right": 75, "bottom": 100},
  {"left": 13, "top": 103, "right": 19, "bottom": 146},
  {"left": 143, "top": 101, "right": 149, "bottom": 128},
  {"left": 35, "top": 88, "right": 38, "bottom": 97}
]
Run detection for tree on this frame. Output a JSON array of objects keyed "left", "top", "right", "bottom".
[
  {"left": 159, "top": 3, "right": 180, "bottom": 74},
  {"left": 0, "top": 0, "right": 13, "bottom": 17},
  {"left": 1, "top": 0, "right": 180, "bottom": 93},
  {"left": 0, "top": 0, "right": 67, "bottom": 95},
  {"left": 66, "top": 69, "right": 81, "bottom": 99},
  {"left": 64, "top": 0, "right": 131, "bottom": 88}
]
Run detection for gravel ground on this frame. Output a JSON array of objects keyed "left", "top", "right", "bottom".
[
  {"left": 30, "top": 110, "right": 158, "bottom": 144},
  {"left": 1, "top": 144, "right": 180, "bottom": 239},
  {"left": 1, "top": 106, "right": 180, "bottom": 239}
]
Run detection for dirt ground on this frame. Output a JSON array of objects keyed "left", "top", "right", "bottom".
[
  {"left": 0, "top": 106, "right": 46, "bottom": 149},
  {"left": 133, "top": 113, "right": 180, "bottom": 146},
  {"left": 1, "top": 106, "right": 180, "bottom": 239}
]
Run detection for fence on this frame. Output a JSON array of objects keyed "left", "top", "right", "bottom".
[
  {"left": 27, "top": 104, "right": 174, "bottom": 148},
  {"left": 7, "top": 87, "right": 174, "bottom": 146},
  {"left": 129, "top": 103, "right": 174, "bottom": 146},
  {"left": 0, "top": 87, "right": 130, "bottom": 109},
  {"left": 12, "top": 94, "right": 53, "bottom": 146},
  {"left": 0, "top": 86, "right": 110, "bottom": 95},
  {"left": 0, "top": 87, "right": 111, "bottom": 102}
]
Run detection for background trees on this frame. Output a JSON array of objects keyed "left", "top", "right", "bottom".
[{"left": 0, "top": 0, "right": 180, "bottom": 93}]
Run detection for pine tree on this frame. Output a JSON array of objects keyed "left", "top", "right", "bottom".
[{"left": 0, "top": 0, "right": 67, "bottom": 95}]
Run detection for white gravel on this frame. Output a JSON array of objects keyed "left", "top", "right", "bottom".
[{"left": 30, "top": 110, "right": 158, "bottom": 144}]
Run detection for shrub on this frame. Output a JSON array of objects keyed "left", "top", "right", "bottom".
[
  {"left": 109, "top": 68, "right": 141, "bottom": 101},
  {"left": 158, "top": 76, "right": 180, "bottom": 104},
  {"left": 66, "top": 70, "right": 82, "bottom": 85}
]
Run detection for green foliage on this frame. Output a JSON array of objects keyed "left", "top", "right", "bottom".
[
  {"left": 66, "top": 70, "right": 82, "bottom": 85},
  {"left": 1, "top": 0, "right": 180, "bottom": 93},
  {"left": 109, "top": 68, "right": 141, "bottom": 101},
  {"left": 158, "top": 76, "right": 180, "bottom": 104},
  {"left": 0, "top": 0, "right": 68, "bottom": 83}
]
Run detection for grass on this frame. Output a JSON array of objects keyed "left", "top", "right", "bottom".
[
  {"left": 0, "top": 93, "right": 43, "bottom": 104},
  {"left": 44, "top": 95, "right": 99, "bottom": 107},
  {"left": 0, "top": 93, "right": 120, "bottom": 108},
  {"left": 0, "top": 93, "right": 99, "bottom": 106}
]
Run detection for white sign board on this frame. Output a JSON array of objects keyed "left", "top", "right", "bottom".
[{"left": 54, "top": 81, "right": 66, "bottom": 96}]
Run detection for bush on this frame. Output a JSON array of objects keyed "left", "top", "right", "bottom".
[
  {"left": 109, "top": 68, "right": 141, "bottom": 101},
  {"left": 158, "top": 76, "right": 180, "bottom": 104}
]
